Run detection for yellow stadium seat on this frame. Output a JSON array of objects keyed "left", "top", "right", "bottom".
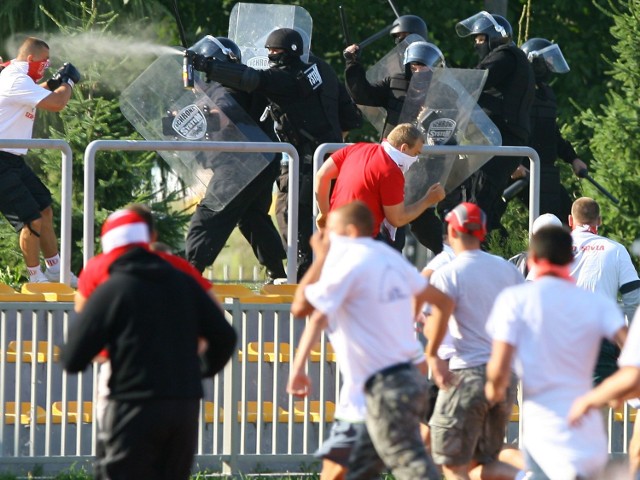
[
  {"left": 238, "top": 342, "right": 291, "bottom": 362},
  {"left": 0, "top": 284, "right": 17, "bottom": 294},
  {"left": 309, "top": 342, "right": 336, "bottom": 362},
  {"left": 510, "top": 404, "right": 519, "bottom": 422},
  {"left": 211, "top": 284, "right": 255, "bottom": 301},
  {"left": 237, "top": 401, "right": 289, "bottom": 423},
  {"left": 238, "top": 294, "right": 294, "bottom": 304},
  {"left": 203, "top": 402, "right": 224, "bottom": 423},
  {"left": 293, "top": 401, "right": 335, "bottom": 423},
  {"left": 0, "top": 284, "right": 46, "bottom": 301},
  {"left": 21, "top": 283, "right": 75, "bottom": 301},
  {"left": 3, "top": 402, "right": 46, "bottom": 425},
  {"left": 260, "top": 284, "right": 299, "bottom": 296},
  {"left": 6, "top": 341, "right": 60, "bottom": 363},
  {"left": 52, "top": 401, "right": 93, "bottom": 423},
  {"left": 613, "top": 406, "right": 637, "bottom": 422}
]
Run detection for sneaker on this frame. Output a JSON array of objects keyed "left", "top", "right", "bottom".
[
  {"left": 29, "top": 271, "right": 50, "bottom": 283},
  {"left": 44, "top": 269, "right": 79, "bottom": 288}
]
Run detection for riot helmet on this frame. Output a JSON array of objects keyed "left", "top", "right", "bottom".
[
  {"left": 456, "top": 11, "right": 512, "bottom": 58},
  {"left": 390, "top": 15, "right": 428, "bottom": 43},
  {"left": 521, "top": 37, "right": 569, "bottom": 82},
  {"left": 187, "top": 35, "right": 240, "bottom": 63},
  {"left": 265, "top": 27, "right": 303, "bottom": 67},
  {"left": 216, "top": 37, "right": 242, "bottom": 63},
  {"left": 403, "top": 41, "right": 444, "bottom": 77}
]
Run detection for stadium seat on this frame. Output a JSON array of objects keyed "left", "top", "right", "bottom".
[
  {"left": 52, "top": 401, "right": 93, "bottom": 423},
  {"left": 260, "top": 284, "right": 299, "bottom": 296},
  {"left": 0, "top": 283, "right": 46, "bottom": 301},
  {"left": 237, "top": 401, "right": 289, "bottom": 423},
  {"left": 308, "top": 342, "right": 336, "bottom": 362},
  {"left": 613, "top": 406, "right": 637, "bottom": 422},
  {"left": 238, "top": 342, "right": 291, "bottom": 362},
  {"left": 3, "top": 402, "right": 46, "bottom": 425},
  {"left": 510, "top": 404, "right": 519, "bottom": 422},
  {"left": 211, "top": 284, "right": 255, "bottom": 301},
  {"left": 238, "top": 294, "right": 294, "bottom": 304},
  {"left": 5, "top": 341, "right": 60, "bottom": 363},
  {"left": 203, "top": 402, "right": 224, "bottom": 423},
  {"left": 21, "top": 283, "right": 75, "bottom": 301},
  {"left": 293, "top": 400, "right": 335, "bottom": 423}
]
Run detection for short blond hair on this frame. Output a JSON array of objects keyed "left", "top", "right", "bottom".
[
  {"left": 387, "top": 123, "right": 423, "bottom": 149},
  {"left": 17, "top": 37, "right": 49, "bottom": 61},
  {"left": 331, "top": 201, "right": 375, "bottom": 237},
  {"left": 571, "top": 197, "right": 600, "bottom": 225}
]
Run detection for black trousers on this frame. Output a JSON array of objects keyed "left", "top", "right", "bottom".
[
  {"left": 99, "top": 398, "right": 200, "bottom": 480},
  {"left": 185, "top": 161, "right": 286, "bottom": 276}
]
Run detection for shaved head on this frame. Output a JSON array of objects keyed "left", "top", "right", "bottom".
[
  {"left": 571, "top": 197, "right": 600, "bottom": 225},
  {"left": 17, "top": 37, "right": 49, "bottom": 61}
]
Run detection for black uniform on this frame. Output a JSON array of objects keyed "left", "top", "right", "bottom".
[
  {"left": 526, "top": 82, "right": 578, "bottom": 220},
  {"left": 345, "top": 57, "right": 444, "bottom": 254},
  {"left": 62, "top": 248, "right": 236, "bottom": 480},
  {"left": 472, "top": 43, "right": 535, "bottom": 233},
  {"left": 185, "top": 82, "right": 287, "bottom": 279}
]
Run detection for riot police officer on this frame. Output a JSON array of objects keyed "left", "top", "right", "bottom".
[
  {"left": 343, "top": 39, "right": 446, "bottom": 254},
  {"left": 456, "top": 11, "right": 535, "bottom": 234},
  {"left": 192, "top": 28, "right": 343, "bottom": 280},
  {"left": 184, "top": 36, "right": 287, "bottom": 281},
  {"left": 518, "top": 37, "right": 587, "bottom": 221},
  {"left": 390, "top": 14, "right": 428, "bottom": 43}
]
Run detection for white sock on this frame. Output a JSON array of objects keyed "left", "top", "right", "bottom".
[
  {"left": 27, "top": 265, "right": 43, "bottom": 279},
  {"left": 44, "top": 254, "right": 60, "bottom": 273}
]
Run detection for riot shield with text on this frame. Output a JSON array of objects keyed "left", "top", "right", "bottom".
[
  {"left": 119, "top": 52, "right": 273, "bottom": 210},
  {"left": 228, "top": 3, "right": 312, "bottom": 69},
  {"left": 359, "top": 33, "right": 423, "bottom": 136},
  {"left": 398, "top": 67, "right": 501, "bottom": 203}
]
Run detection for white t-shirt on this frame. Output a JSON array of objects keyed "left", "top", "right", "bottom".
[
  {"left": 571, "top": 226, "right": 639, "bottom": 302},
  {"left": 619, "top": 308, "right": 640, "bottom": 367},
  {"left": 423, "top": 245, "right": 456, "bottom": 360},
  {"left": 430, "top": 249, "right": 523, "bottom": 370},
  {"left": 487, "top": 276, "right": 624, "bottom": 479},
  {"left": 0, "top": 61, "right": 50, "bottom": 155},
  {"left": 305, "top": 234, "right": 427, "bottom": 422}
]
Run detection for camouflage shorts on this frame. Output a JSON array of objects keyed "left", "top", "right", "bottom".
[
  {"left": 429, "top": 364, "right": 517, "bottom": 466},
  {"left": 346, "top": 363, "right": 440, "bottom": 480}
]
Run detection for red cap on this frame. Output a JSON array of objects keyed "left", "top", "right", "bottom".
[
  {"left": 445, "top": 202, "right": 487, "bottom": 241},
  {"left": 101, "top": 209, "right": 150, "bottom": 253}
]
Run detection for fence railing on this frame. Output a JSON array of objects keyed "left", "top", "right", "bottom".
[{"left": 0, "top": 299, "right": 633, "bottom": 476}]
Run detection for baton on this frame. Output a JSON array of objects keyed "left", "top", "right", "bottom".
[
  {"left": 387, "top": 0, "right": 401, "bottom": 18},
  {"left": 358, "top": 25, "right": 394, "bottom": 50},
  {"left": 339, "top": 5, "right": 352, "bottom": 46},
  {"left": 502, "top": 174, "right": 529, "bottom": 203},
  {"left": 577, "top": 169, "right": 620, "bottom": 204}
]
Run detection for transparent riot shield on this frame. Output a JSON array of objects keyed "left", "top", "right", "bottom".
[
  {"left": 228, "top": 3, "right": 312, "bottom": 69},
  {"left": 359, "top": 33, "right": 423, "bottom": 136},
  {"left": 119, "top": 52, "right": 273, "bottom": 210},
  {"left": 398, "top": 67, "right": 501, "bottom": 203}
]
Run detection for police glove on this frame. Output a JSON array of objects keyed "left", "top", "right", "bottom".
[
  {"left": 192, "top": 53, "right": 213, "bottom": 73},
  {"left": 342, "top": 46, "right": 360, "bottom": 63},
  {"left": 47, "top": 63, "right": 81, "bottom": 90}
]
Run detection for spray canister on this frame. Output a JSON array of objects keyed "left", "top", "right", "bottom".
[{"left": 183, "top": 51, "right": 195, "bottom": 89}]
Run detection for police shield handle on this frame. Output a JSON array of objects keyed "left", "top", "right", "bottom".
[{"left": 577, "top": 169, "right": 620, "bottom": 205}]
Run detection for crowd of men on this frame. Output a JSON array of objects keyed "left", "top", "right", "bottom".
[{"left": 2, "top": 7, "right": 640, "bottom": 480}]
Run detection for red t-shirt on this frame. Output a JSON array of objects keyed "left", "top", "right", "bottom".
[
  {"left": 329, "top": 143, "right": 405, "bottom": 235},
  {"left": 78, "top": 244, "right": 212, "bottom": 298}
]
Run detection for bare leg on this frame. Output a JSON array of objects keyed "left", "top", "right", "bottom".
[
  {"left": 469, "top": 460, "right": 519, "bottom": 480},
  {"left": 38, "top": 206, "right": 60, "bottom": 258},
  {"left": 629, "top": 414, "right": 640, "bottom": 478},
  {"left": 20, "top": 217, "right": 43, "bottom": 267},
  {"left": 443, "top": 464, "right": 471, "bottom": 480},
  {"left": 320, "top": 459, "right": 347, "bottom": 480},
  {"left": 498, "top": 445, "right": 525, "bottom": 470}
]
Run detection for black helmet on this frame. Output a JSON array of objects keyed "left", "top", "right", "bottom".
[
  {"left": 265, "top": 28, "right": 303, "bottom": 56},
  {"left": 390, "top": 15, "right": 428, "bottom": 41},
  {"left": 216, "top": 37, "right": 241, "bottom": 63},
  {"left": 521, "top": 37, "right": 569, "bottom": 75},
  {"left": 456, "top": 11, "right": 512, "bottom": 50},
  {"left": 403, "top": 41, "right": 445, "bottom": 68},
  {"left": 188, "top": 35, "right": 240, "bottom": 63}
]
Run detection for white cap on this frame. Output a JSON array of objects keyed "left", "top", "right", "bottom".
[{"left": 532, "top": 213, "right": 562, "bottom": 234}]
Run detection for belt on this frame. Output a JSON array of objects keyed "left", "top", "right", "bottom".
[{"left": 364, "top": 362, "right": 412, "bottom": 391}]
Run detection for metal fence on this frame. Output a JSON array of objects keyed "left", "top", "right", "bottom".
[{"left": 0, "top": 300, "right": 633, "bottom": 476}]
